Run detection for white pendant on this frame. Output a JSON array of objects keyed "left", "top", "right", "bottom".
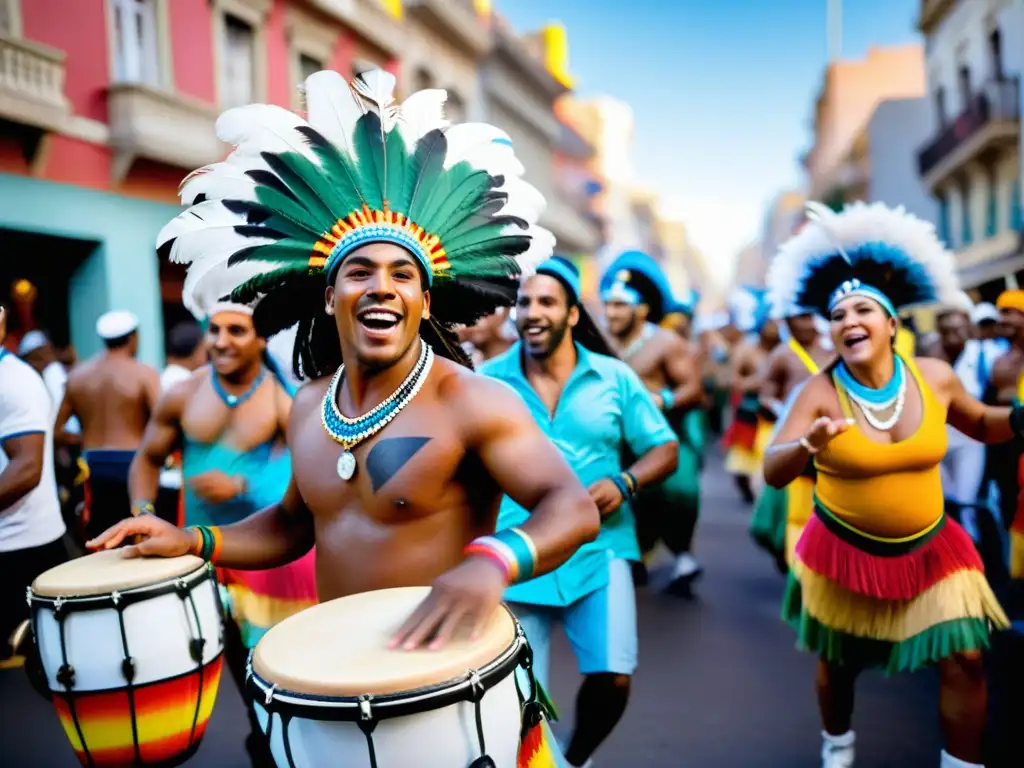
[
  {"left": 227, "top": 394, "right": 238, "bottom": 406},
  {"left": 336, "top": 451, "right": 356, "bottom": 481}
]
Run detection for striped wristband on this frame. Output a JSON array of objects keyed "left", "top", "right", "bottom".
[
  {"left": 187, "top": 525, "right": 223, "bottom": 564},
  {"left": 464, "top": 527, "right": 538, "bottom": 584}
]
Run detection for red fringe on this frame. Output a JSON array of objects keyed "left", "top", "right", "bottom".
[
  {"left": 722, "top": 419, "right": 757, "bottom": 450},
  {"left": 795, "top": 515, "right": 983, "bottom": 601}
]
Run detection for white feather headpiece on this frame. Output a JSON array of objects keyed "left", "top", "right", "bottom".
[{"left": 766, "top": 201, "right": 961, "bottom": 317}]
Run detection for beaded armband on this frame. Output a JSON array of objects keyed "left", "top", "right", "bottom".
[
  {"left": 464, "top": 527, "right": 538, "bottom": 584},
  {"left": 188, "top": 525, "right": 223, "bottom": 564}
]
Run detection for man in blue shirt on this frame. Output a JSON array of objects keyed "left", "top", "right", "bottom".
[{"left": 481, "top": 258, "right": 678, "bottom": 768}]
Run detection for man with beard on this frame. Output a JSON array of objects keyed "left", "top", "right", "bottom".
[
  {"left": 600, "top": 252, "right": 706, "bottom": 593},
  {"left": 87, "top": 68, "right": 599, "bottom": 764},
  {"left": 751, "top": 305, "right": 833, "bottom": 570},
  {"left": 481, "top": 257, "right": 678, "bottom": 768},
  {"left": 125, "top": 302, "right": 316, "bottom": 765},
  {"left": 55, "top": 311, "right": 161, "bottom": 540},
  {"left": 722, "top": 287, "right": 779, "bottom": 503}
]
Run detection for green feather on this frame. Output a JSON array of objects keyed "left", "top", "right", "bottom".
[
  {"left": 352, "top": 112, "right": 385, "bottom": 210},
  {"left": 261, "top": 152, "right": 345, "bottom": 226},
  {"left": 383, "top": 128, "right": 407, "bottom": 210},
  {"left": 227, "top": 238, "right": 317, "bottom": 266},
  {"left": 403, "top": 130, "right": 447, "bottom": 224},
  {"left": 296, "top": 127, "right": 370, "bottom": 215},
  {"left": 251, "top": 184, "right": 325, "bottom": 237}
]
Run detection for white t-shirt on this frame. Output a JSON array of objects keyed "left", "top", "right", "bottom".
[
  {"left": 0, "top": 350, "right": 66, "bottom": 551},
  {"left": 158, "top": 364, "right": 193, "bottom": 490}
]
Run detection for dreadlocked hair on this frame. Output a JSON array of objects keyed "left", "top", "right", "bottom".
[{"left": 574, "top": 304, "right": 620, "bottom": 360}]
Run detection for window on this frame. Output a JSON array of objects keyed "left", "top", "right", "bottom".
[
  {"left": 960, "top": 186, "right": 973, "bottom": 247},
  {"left": 413, "top": 68, "right": 433, "bottom": 93},
  {"left": 985, "top": 176, "right": 997, "bottom": 238},
  {"left": 446, "top": 91, "right": 465, "bottom": 124},
  {"left": 957, "top": 65, "right": 972, "bottom": 112},
  {"left": 221, "top": 14, "right": 255, "bottom": 108},
  {"left": 110, "top": 0, "right": 160, "bottom": 85},
  {"left": 938, "top": 195, "right": 951, "bottom": 245},
  {"left": 934, "top": 87, "right": 947, "bottom": 128},
  {"left": 0, "top": 0, "right": 20, "bottom": 36},
  {"left": 299, "top": 53, "right": 322, "bottom": 83},
  {"left": 1011, "top": 176, "right": 1022, "bottom": 232},
  {"left": 989, "top": 28, "right": 1003, "bottom": 80}
]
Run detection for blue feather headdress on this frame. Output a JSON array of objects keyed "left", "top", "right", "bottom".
[
  {"left": 766, "top": 201, "right": 960, "bottom": 318},
  {"left": 598, "top": 250, "right": 676, "bottom": 323},
  {"left": 728, "top": 285, "right": 772, "bottom": 333}
]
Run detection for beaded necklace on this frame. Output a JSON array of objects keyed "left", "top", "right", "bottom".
[
  {"left": 835, "top": 357, "right": 906, "bottom": 431},
  {"left": 321, "top": 341, "right": 434, "bottom": 480},
  {"left": 211, "top": 365, "right": 266, "bottom": 408},
  {"left": 623, "top": 322, "right": 656, "bottom": 358}
]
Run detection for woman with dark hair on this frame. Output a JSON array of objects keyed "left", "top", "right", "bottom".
[{"left": 764, "top": 202, "right": 1014, "bottom": 768}]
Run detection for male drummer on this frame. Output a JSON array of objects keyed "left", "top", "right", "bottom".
[
  {"left": 127, "top": 303, "right": 315, "bottom": 767},
  {"left": 0, "top": 302, "right": 68, "bottom": 666},
  {"left": 55, "top": 311, "right": 161, "bottom": 540},
  {"left": 600, "top": 254, "right": 705, "bottom": 593},
  {"left": 482, "top": 258, "right": 678, "bottom": 768},
  {"left": 88, "top": 65, "right": 599, "bottom": 664}
]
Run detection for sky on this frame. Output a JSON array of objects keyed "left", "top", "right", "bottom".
[{"left": 497, "top": 0, "right": 922, "bottom": 286}]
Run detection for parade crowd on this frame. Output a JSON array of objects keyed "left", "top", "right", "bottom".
[{"left": 2, "top": 67, "right": 1024, "bottom": 768}]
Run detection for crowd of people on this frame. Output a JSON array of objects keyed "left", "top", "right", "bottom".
[{"left": 2, "top": 67, "right": 1024, "bottom": 768}]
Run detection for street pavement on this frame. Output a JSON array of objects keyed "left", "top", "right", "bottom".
[{"left": 4, "top": 449, "right": 1015, "bottom": 767}]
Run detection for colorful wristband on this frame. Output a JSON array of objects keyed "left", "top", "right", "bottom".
[
  {"left": 187, "top": 525, "right": 222, "bottom": 564},
  {"left": 659, "top": 388, "right": 675, "bottom": 410},
  {"left": 622, "top": 470, "right": 638, "bottom": 495},
  {"left": 465, "top": 527, "right": 538, "bottom": 584}
]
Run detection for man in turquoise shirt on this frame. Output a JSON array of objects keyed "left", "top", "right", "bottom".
[{"left": 481, "top": 257, "right": 678, "bottom": 768}]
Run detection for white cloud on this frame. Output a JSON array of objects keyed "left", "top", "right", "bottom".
[{"left": 659, "top": 196, "right": 763, "bottom": 286}]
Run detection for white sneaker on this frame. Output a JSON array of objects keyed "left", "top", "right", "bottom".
[
  {"left": 821, "top": 731, "right": 855, "bottom": 768},
  {"left": 940, "top": 750, "right": 983, "bottom": 768}
]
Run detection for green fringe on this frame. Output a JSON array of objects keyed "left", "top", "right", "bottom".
[
  {"left": 750, "top": 484, "right": 788, "bottom": 556},
  {"left": 534, "top": 680, "right": 560, "bottom": 722},
  {"left": 781, "top": 573, "right": 993, "bottom": 676}
]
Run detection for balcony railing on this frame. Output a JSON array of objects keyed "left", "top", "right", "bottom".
[
  {"left": 0, "top": 35, "right": 69, "bottom": 131},
  {"left": 917, "top": 77, "right": 1020, "bottom": 178}
]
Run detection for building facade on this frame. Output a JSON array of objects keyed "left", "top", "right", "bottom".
[
  {"left": 916, "top": 0, "right": 1023, "bottom": 298},
  {"left": 0, "top": 0, "right": 406, "bottom": 364},
  {"left": 803, "top": 44, "right": 926, "bottom": 205},
  {"left": 868, "top": 97, "right": 940, "bottom": 225}
]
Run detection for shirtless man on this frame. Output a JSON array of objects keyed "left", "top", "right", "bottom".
[
  {"left": 752, "top": 307, "right": 832, "bottom": 569},
  {"left": 56, "top": 311, "right": 160, "bottom": 540},
  {"left": 600, "top": 256, "right": 706, "bottom": 593},
  {"left": 128, "top": 304, "right": 315, "bottom": 766},
  {"left": 460, "top": 307, "right": 517, "bottom": 363},
  {"left": 723, "top": 315, "right": 780, "bottom": 502},
  {"left": 88, "top": 65, "right": 599, "bottom": 666}
]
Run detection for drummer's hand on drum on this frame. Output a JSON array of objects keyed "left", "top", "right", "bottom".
[
  {"left": 85, "top": 515, "right": 196, "bottom": 559},
  {"left": 389, "top": 559, "right": 507, "bottom": 652}
]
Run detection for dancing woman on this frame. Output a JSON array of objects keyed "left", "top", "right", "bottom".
[{"left": 763, "top": 202, "right": 1014, "bottom": 768}]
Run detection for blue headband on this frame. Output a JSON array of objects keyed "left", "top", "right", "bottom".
[
  {"left": 601, "top": 281, "right": 640, "bottom": 305},
  {"left": 536, "top": 258, "right": 581, "bottom": 305},
  {"left": 828, "top": 279, "right": 897, "bottom": 317},
  {"left": 324, "top": 225, "right": 434, "bottom": 287}
]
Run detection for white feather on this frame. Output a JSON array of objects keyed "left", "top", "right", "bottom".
[
  {"left": 353, "top": 69, "right": 399, "bottom": 130},
  {"left": 157, "top": 200, "right": 247, "bottom": 252},
  {"left": 216, "top": 104, "right": 318, "bottom": 166},
  {"left": 398, "top": 88, "right": 450, "bottom": 145},
  {"left": 302, "top": 70, "right": 363, "bottom": 158},
  {"left": 179, "top": 163, "right": 265, "bottom": 206}
]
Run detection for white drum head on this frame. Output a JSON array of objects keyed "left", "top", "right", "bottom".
[
  {"left": 32, "top": 550, "right": 205, "bottom": 597},
  {"left": 253, "top": 586, "right": 517, "bottom": 697}
]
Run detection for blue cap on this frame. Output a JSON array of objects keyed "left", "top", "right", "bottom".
[{"left": 536, "top": 256, "right": 581, "bottom": 305}]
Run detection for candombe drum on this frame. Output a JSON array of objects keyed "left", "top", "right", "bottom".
[
  {"left": 28, "top": 549, "right": 226, "bottom": 766},
  {"left": 247, "top": 586, "right": 546, "bottom": 768}
]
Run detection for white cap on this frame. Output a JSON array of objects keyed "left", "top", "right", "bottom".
[
  {"left": 971, "top": 302, "right": 999, "bottom": 324},
  {"left": 96, "top": 310, "right": 139, "bottom": 340},
  {"left": 18, "top": 330, "right": 50, "bottom": 356}
]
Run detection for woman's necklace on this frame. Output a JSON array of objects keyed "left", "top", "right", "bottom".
[
  {"left": 836, "top": 358, "right": 907, "bottom": 431},
  {"left": 624, "top": 323, "right": 656, "bottom": 358},
  {"left": 321, "top": 342, "right": 434, "bottom": 481},
  {"left": 211, "top": 365, "right": 266, "bottom": 408}
]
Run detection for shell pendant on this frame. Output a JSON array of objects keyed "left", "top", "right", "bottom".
[{"left": 336, "top": 451, "right": 357, "bottom": 481}]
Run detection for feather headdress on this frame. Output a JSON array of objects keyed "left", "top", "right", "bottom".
[
  {"left": 728, "top": 285, "right": 771, "bottom": 333},
  {"left": 766, "top": 201, "right": 960, "bottom": 318},
  {"left": 598, "top": 250, "right": 675, "bottom": 323},
  {"left": 157, "top": 68, "right": 554, "bottom": 375}
]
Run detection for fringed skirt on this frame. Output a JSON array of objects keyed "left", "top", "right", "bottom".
[
  {"left": 1011, "top": 456, "right": 1024, "bottom": 580},
  {"left": 782, "top": 502, "right": 1009, "bottom": 675},
  {"left": 750, "top": 482, "right": 788, "bottom": 558}
]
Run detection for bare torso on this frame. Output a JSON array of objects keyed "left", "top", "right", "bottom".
[
  {"left": 289, "top": 359, "right": 502, "bottom": 601},
  {"left": 773, "top": 339, "right": 835, "bottom": 402},
  {"left": 179, "top": 367, "right": 287, "bottom": 452},
  {"left": 990, "top": 345, "right": 1024, "bottom": 404},
  {"left": 67, "top": 354, "right": 159, "bottom": 450}
]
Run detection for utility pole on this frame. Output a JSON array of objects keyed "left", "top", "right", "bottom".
[{"left": 827, "top": 0, "right": 843, "bottom": 62}]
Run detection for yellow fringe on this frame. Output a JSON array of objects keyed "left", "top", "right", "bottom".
[
  {"left": 725, "top": 447, "right": 759, "bottom": 477},
  {"left": 1010, "top": 530, "right": 1024, "bottom": 580},
  {"left": 793, "top": 562, "right": 1009, "bottom": 643},
  {"left": 785, "top": 523, "right": 805, "bottom": 568}
]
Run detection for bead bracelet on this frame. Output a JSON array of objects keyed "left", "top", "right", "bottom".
[{"left": 464, "top": 527, "right": 538, "bottom": 584}]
